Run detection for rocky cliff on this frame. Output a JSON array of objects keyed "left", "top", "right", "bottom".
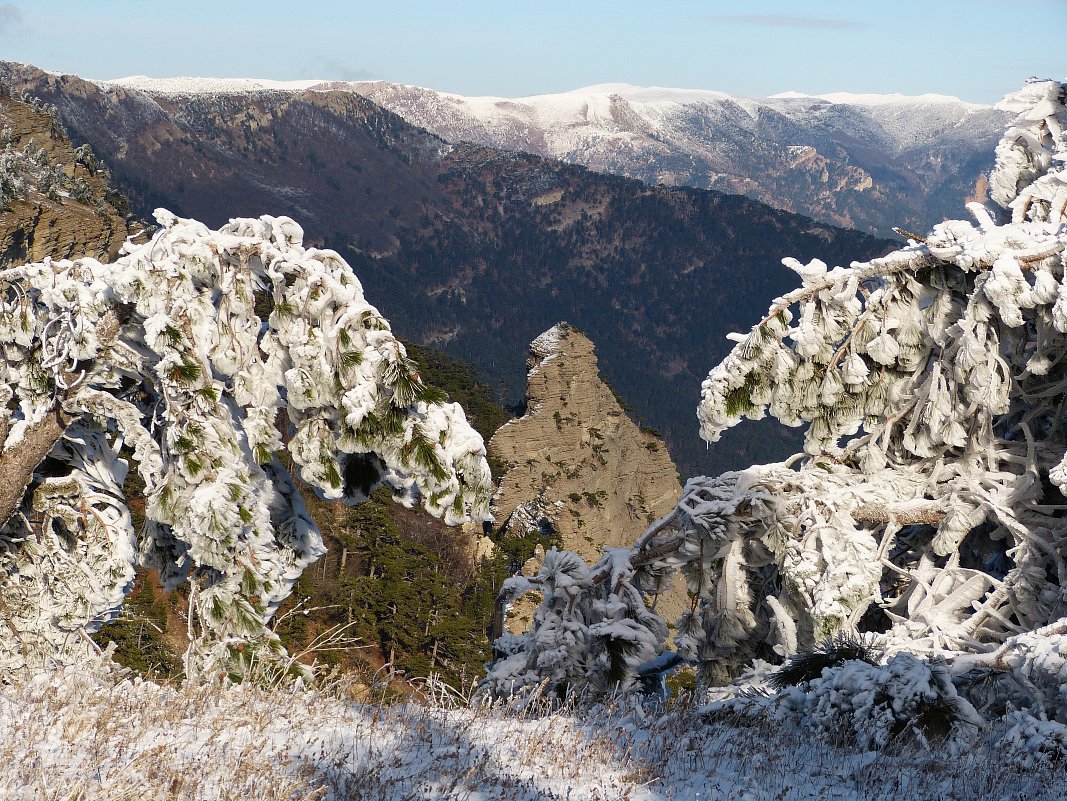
[
  {"left": 0, "top": 84, "right": 138, "bottom": 266},
  {"left": 490, "top": 324, "right": 688, "bottom": 628}
]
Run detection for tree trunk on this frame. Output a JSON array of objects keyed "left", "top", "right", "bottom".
[{"left": 0, "top": 406, "right": 72, "bottom": 528}]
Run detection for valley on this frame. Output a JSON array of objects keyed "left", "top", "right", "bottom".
[{"left": 0, "top": 62, "right": 893, "bottom": 476}]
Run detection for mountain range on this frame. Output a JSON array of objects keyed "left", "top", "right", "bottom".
[
  {"left": 1, "top": 63, "right": 897, "bottom": 475},
  {"left": 345, "top": 81, "right": 1011, "bottom": 237},
  {"left": 106, "top": 75, "right": 1011, "bottom": 237}
]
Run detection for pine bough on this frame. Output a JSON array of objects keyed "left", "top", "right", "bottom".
[
  {"left": 0, "top": 211, "right": 492, "bottom": 679},
  {"left": 486, "top": 80, "right": 1067, "bottom": 731}
]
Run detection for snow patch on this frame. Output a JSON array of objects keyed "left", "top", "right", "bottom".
[
  {"left": 528, "top": 323, "right": 569, "bottom": 359},
  {"left": 771, "top": 90, "right": 985, "bottom": 109},
  {"left": 100, "top": 76, "right": 327, "bottom": 95}
]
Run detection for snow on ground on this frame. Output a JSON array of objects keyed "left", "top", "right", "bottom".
[
  {"left": 102, "top": 76, "right": 326, "bottom": 94},
  {"left": 769, "top": 90, "right": 983, "bottom": 108},
  {"left": 2, "top": 668, "right": 1064, "bottom": 800}
]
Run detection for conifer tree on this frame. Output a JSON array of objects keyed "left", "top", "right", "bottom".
[
  {"left": 483, "top": 547, "right": 667, "bottom": 698},
  {"left": 486, "top": 80, "right": 1067, "bottom": 707},
  {"left": 0, "top": 210, "right": 492, "bottom": 679}
]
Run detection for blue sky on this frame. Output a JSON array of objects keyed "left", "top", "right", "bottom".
[{"left": 4, "top": 0, "right": 1065, "bottom": 102}]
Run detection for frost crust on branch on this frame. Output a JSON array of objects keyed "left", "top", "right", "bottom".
[
  {"left": 0, "top": 210, "right": 492, "bottom": 677},
  {"left": 486, "top": 80, "right": 1067, "bottom": 723}
]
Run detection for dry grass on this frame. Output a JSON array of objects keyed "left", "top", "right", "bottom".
[
  {"left": 0, "top": 668, "right": 645, "bottom": 800},
  {"left": 0, "top": 668, "right": 1064, "bottom": 800}
]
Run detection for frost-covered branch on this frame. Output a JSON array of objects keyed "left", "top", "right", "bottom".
[
  {"left": 486, "top": 80, "right": 1067, "bottom": 718},
  {"left": 0, "top": 210, "right": 493, "bottom": 677}
]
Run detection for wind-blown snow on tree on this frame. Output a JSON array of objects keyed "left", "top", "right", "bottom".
[
  {"left": 486, "top": 80, "right": 1067, "bottom": 710},
  {"left": 483, "top": 548, "right": 667, "bottom": 698},
  {"left": 0, "top": 210, "right": 492, "bottom": 678}
]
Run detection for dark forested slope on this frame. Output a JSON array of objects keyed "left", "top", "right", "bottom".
[{"left": 1, "top": 63, "right": 894, "bottom": 474}]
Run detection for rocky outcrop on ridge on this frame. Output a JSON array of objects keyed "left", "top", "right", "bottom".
[
  {"left": 490, "top": 324, "right": 688, "bottom": 629},
  {"left": 0, "top": 83, "right": 138, "bottom": 266}
]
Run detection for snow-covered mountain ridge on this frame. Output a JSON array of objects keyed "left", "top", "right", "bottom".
[
  {"left": 100, "top": 75, "right": 324, "bottom": 94},
  {"left": 344, "top": 80, "right": 1012, "bottom": 235},
  {"left": 98, "top": 74, "right": 1012, "bottom": 234},
  {"left": 103, "top": 75, "right": 987, "bottom": 112}
]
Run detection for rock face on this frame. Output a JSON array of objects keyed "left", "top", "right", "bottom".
[
  {"left": 490, "top": 323, "right": 687, "bottom": 628},
  {"left": 0, "top": 86, "right": 137, "bottom": 266}
]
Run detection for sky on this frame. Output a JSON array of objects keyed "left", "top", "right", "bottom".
[{"left": 2, "top": 0, "right": 1065, "bottom": 103}]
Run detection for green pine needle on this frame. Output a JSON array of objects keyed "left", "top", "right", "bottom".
[
  {"left": 322, "top": 457, "right": 343, "bottom": 489},
  {"left": 169, "top": 360, "right": 201, "bottom": 384},
  {"left": 358, "top": 310, "right": 386, "bottom": 330},
  {"left": 770, "top": 634, "right": 880, "bottom": 690},
  {"left": 339, "top": 350, "right": 363, "bottom": 368},
  {"left": 417, "top": 384, "right": 448, "bottom": 405},
  {"left": 725, "top": 386, "right": 755, "bottom": 417},
  {"left": 390, "top": 373, "right": 420, "bottom": 408}
]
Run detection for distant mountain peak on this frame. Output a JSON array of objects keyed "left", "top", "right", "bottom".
[
  {"left": 344, "top": 79, "right": 1011, "bottom": 237},
  {"left": 102, "top": 75, "right": 327, "bottom": 95},
  {"left": 769, "top": 89, "right": 986, "bottom": 108}
]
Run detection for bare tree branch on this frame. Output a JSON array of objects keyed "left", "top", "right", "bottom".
[{"left": 0, "top": 405, "right": 73, "bottom": 528}]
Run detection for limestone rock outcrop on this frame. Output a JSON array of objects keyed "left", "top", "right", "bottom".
[
  {"left": 490, "top": 323, "right": 687, "bottom": 629},
  {"left": 0, "top": 85, "right": 138, "bottom": 267}
]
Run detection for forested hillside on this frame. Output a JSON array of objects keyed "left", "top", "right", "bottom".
[{"left": 0, "top": 63, "right": 893, "bottom": 475}]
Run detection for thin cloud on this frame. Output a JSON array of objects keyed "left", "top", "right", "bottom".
[
  {"left": 0, "top": 3, "right": 23, "bottom": 35},
  {"left": 711, "top": 14, "right": 865, "bottom": 31},
  {"left": 302, "top": 57, "right": 376, "bottom": 82}
]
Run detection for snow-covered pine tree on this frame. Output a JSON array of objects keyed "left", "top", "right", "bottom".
[
  {"left": 486, "top": 79, "right": 1067, "bottom": 705},
  {"left": 483, "top": 547, "right": 668, "bottom": 699},
  {"left": 0, "top": 210, "right": 492, "bottom": 679}
]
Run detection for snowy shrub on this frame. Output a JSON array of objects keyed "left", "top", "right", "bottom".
[
  {"left": 952, "top": 622, "right": 1067, "bottom": 720},
  {"left": 488, "top": 78, "right": 1067, "bottom": 721},
  {"left": 998, "top": 709, "right": 1067, "bottom": 768},
  {"left": 769, "top": 633, "right": 879, "bottom": 690},
  {"left": 779, "top": 653, "right": 981, "bottom": 751},
  {"left": 482, "top": 547, "right": 667, "bottom": 700},
  {"left": 0, "top": 210, "right": 492, "bottom": 679},
  {"left": 708, "top": 653, "right": 981, "bottom": 753}
]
